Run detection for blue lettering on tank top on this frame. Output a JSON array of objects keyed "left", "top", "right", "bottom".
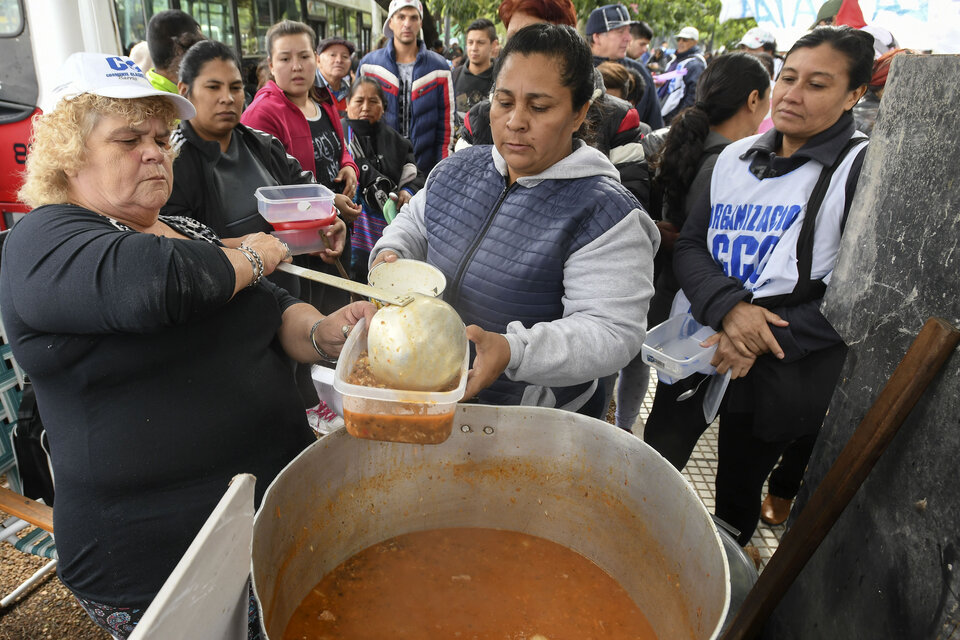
[
  {"left": 778, "top": 204, "right": 802, "bottom": 231},
  {"left": 712, "top": 233, "right": 731, "bottom": 273},
  {"left": 733, "top": 204, "right": 750, "bottom": 229},
  {"left": 756, "top": 206, "right": 771, "bottom": 231},
  {"left": 747, "top": 235, "right": 781, "bottom": 285},
  {"left": 709, "top": 200, "right": 804, "bottom": 285},
  {"left": 731, "top": 235, "right": 759, "bottom": 280}
]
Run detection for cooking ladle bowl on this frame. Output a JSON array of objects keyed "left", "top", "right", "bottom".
[{"left": 277, "top": 262, "right": 467, "bottom": 390}]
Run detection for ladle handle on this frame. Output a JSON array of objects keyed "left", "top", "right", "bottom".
[{"left": 275, "top": 262, "right": 414, "bottom": 307}]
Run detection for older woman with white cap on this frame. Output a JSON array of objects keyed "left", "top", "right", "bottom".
[{"left": 0, "top": 52, "right": 375, "bottom": 638}]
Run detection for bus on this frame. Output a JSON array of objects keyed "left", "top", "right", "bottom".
[{"left": 0, "top": 0, "right": 383, "bottom": 229}]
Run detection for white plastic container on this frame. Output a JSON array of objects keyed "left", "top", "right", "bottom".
[
  {"left": 333, "top": 317, "right": 468, "bottom": 444},
  {"left": 254, "top": 184, "right": 336, "bottom": 225},
  {"left": 642, "top": 313, "right": 718, "bottom": 384},
  {"left": 310, "top": 364, "right": 343, "bottom": 416}
]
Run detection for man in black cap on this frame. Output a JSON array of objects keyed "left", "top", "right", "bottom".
[
  {"left": 316, "top": 37, "right": 356, "bottom": 116},
  {"left": 585, "top": 3, "right": 662, "bottom": 129}
]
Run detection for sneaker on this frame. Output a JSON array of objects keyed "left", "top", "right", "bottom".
[{"left": 306, "top": 400, "right": 344, "bottom": 437}]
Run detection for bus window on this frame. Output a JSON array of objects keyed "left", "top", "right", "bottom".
[
  {"left": 237, "top": 0, "right": 270, "bottom": 56},
  {"left": 114, "top": 0, "right": 173, "bottom": 55},
  {"left": 183, "top": 0, "right": 236, "bottom": 49},
  {"left": 0, "top": 0, "right": 24, "bottom": 36}
]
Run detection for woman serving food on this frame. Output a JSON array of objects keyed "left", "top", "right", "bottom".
[
  {"left": 0, "top": 52, "right": 375, "bottom": 638},
  {"left": 371, "top": 24, "right": 658, "bottom": 416}
]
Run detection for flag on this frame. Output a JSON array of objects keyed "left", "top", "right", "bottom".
[{"left": 835, "top": 0, "right": 867, "bottom": 27}]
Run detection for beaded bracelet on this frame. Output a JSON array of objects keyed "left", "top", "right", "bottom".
[
  {"left": 310, "top": 319, "right": 337, "bottom": 363},
  {"left": 238, "top": 244, "right": 264, "bottom": 287}
]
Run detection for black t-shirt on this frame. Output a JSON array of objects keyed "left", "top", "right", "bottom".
[
  {"left": 0, "top": 205, "right": 313, "bottom": 609},
  {"left": 213, "top": 131, "right": 279, "bottom": 237},
  {"left": 454, "top": 63, "right": 494, "bottom": 122},
  {"left": 307, "top": 101, "right": 343, "bottom": 189}
]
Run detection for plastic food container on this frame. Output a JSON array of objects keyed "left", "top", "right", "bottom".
[
  {"left": 641, "top": 313, "right": 718, "bottom": 384},
  {"left": 254, "top": 184, "right": 336, "bottom": 226},
  {"left": 310, "top": 364, "right": 343, "bottom": 416},
  {"left": 270, "top": 224, "right": 328, "bottom": 255},
  {"left": 367, "top": 259, "right": 445, "bottom": 308},
  {"left": 333, "top": 317, "right": 468, "bottom": 444}
]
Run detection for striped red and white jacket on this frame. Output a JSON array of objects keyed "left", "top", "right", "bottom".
[{"left": 358, "top": 39, "right": 454, "bottom": 173}]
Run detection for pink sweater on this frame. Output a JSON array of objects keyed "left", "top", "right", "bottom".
[{"left": 241, "top": 80, "right": 357, "bottom": 183}]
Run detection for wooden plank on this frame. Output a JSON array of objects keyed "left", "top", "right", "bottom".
[
  {"left": 721, "top": 317, "right": 960, "bottom": 640},
  {"left": 0, "top": 486, "right": 53, "bottom": 533}
]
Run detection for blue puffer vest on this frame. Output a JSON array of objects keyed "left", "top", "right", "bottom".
[{"left": 424, "top": 145, "right": 639, "bottom": 407}]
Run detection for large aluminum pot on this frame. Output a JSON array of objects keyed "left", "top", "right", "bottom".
[{"left": 252, "top": 404, "right": 730, "bottom": 639}]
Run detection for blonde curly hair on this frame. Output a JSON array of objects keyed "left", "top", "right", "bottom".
[{"left": 18, "top": 94, "right": 179, "bottom": 208}]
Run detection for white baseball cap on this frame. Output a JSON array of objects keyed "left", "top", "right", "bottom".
[
  {"left": 860, "top": 25, "right": 899, "bottom": 59},
  {"left": 739, "top": 27, "right": 775, "bottom": 49},
  {"left": 382, "top": 0, "right": 424, "bottom": 39},
  {"left": 675, "top": 26, "right": 700, "bottom": 41},
  {"left": 51, "top": 52, "right": 196, "bottom": 119}
]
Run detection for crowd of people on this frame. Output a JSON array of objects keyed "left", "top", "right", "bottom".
[{"left": 0, "top": 0, "right": 911, "bottom": 635}]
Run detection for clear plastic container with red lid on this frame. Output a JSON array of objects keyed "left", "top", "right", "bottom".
[
  {"left": 255, "top": 184, "right": 336, "bottom": 226},
  {"left": 255, "top": 184, "right": 337, "bottom": 254}
]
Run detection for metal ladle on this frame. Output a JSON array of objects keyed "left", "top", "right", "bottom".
[
  {"left": 276, "top": 262, "right": 414, "bottom": 307},
  {"left": 277, "top": 263, "right": 467, "bottom": 390},
  {"left": 367, "top": 294, "right": 467, "bottom": 390}
]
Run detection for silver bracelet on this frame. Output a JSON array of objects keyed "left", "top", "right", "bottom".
[
  {"left": 238, "top": 244, "right": 264, "bottom": 287},
  {"left": 310, "top": 319, "right": 337, "bottom": 363},
  {"left": 236, "top": 247, "right": 259, "bottom": 287}
]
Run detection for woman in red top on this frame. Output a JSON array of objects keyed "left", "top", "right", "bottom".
[{"left": 242, "top": 20, "right": 358, "bottom": 219}]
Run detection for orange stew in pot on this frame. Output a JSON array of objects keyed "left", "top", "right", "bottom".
[{"left": 283, "top": 527, "right": 659, "bottom": 639}]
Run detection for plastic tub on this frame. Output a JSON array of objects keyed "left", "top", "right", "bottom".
[
  {"left": 255, "top": 184, "right": 336, "bottom": 225},
  {"left": 642, "top": 313, "right": 718, "bottom": 384},
  {"left": 270, "top": 225, "right": 327, "bottom": 255},
  {"left": 310, "top": 364, "right": 343, "bottom": 416},
  {"left": 367, "top": 259, "right": 445, "bottom": 308},
  {"left": 333, "top": 317, "right": 468, "bottom": 444}
]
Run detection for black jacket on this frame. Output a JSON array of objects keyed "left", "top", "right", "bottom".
[
  {"left": 162, "top": 120, "right": 316, "bottom": 296},
  {"left": 340, "top": 117, "right": 426, "bottom": 204},
  {"left": 592, "top": 55, "right": 664, "bottom": 130},
  {"left": 163, "top": 121, "right": 314, "bottom": 234}
]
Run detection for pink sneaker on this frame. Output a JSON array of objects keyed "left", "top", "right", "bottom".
[{"left": 306, "top": 400, "right": 344, "bottom": 436}]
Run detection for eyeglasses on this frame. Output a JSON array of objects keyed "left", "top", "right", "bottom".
[{"left": 601, "top": 5, "right": 631, "bottom": 31}]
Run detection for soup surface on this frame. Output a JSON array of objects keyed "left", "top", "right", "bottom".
[{"left": 283, "top": 527, "right": 658, "bottom": 640}]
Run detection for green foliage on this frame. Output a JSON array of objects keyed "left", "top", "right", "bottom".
[
  {"left": 423, "top": 0, "right": 758, "bottom": 52},
  {"left": 626, "top": 0, "right": 757, "bottom": 51},
  {"left": 427, "top": 0, "right": 502, "bottom": 35}
]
